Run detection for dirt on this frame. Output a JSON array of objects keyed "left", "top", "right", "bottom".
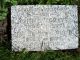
[{"left": 0, "top": 19, "right": 7, "bottom": 43}]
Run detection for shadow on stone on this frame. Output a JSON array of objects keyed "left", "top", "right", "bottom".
[{"left": 7, "top": 6, "right": 11, "bottom": 50}]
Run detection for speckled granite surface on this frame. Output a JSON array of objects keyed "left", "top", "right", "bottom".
[{"left": 11, "top": 5, "right": 78, "bottom": 51}]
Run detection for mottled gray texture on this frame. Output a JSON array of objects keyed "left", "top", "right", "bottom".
[{"left": 11, "top": 5, "right": 78, "bottom": 51}]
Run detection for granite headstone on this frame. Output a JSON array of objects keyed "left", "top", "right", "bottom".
[{"left": 11, "top": 5, "right": 78, "bottom": 51}]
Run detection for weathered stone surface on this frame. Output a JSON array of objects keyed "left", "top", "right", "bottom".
[{"left": 11, "top": 5, "right": 78, "bottom": 51}]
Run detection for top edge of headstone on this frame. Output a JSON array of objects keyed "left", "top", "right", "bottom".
[{"left": 11, "top": 5, "right": 78, "bottom": 7}]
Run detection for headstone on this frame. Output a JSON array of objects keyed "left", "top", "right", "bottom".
[{"left": 11, "top": 5, "right": 78, "bottom": 51}]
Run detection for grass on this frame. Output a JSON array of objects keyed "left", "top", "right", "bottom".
[
  {"left": 0, "top": 0, "right": 80, "bottom": 60},
  {"left": 0, "top": 46, "right": 80, "bottom": 60}
]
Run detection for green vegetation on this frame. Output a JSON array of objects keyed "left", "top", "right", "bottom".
[
  {"left": 0, "top": 46, "right": 80, "bottom": 60},
  {"left": 0, "top": 0, "right": 80, "bottom": 60}
]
